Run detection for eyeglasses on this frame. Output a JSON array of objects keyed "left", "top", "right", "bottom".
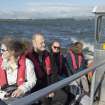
[
  {"left": 0, "top": 49, "right": 8, "bottom": 53},
  {"left": 53, "top": 46, "right": 60, "bottom": 50}
]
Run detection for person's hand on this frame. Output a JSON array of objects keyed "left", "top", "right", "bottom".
[
  {"left": 48, "top": 92, "right": 55, "bottom": 98},
  {"left": 11, "top": 88, "right": 24, "bottom": 97},
  {"left": 88, "top": 71, "right": 93, "bottom": 81}
]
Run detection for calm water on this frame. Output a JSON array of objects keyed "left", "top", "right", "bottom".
[{"left": 0, "top": 18, "right": 94, "bottom": 48}]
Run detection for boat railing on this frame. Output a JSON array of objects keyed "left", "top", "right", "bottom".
[
  {"left": 4, "top": 60, "right": 105, "bottom": 105},
  {"left": 94, "top": 71, "right": 105, "bottom": 98}
]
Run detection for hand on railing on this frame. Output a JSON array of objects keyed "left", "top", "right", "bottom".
[{"left": 48, "top": 92, "right": 55, "bottom": 98}]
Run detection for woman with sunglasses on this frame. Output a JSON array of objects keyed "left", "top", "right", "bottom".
[
  {"left": 50, "top": 40, "right": 68, "bottom": 83},
  {"left": 47, "top": 40, "right": 69, "bottom": 105},
  {"left": 0, "top": 37, "right": 36, "bottom": 99}
]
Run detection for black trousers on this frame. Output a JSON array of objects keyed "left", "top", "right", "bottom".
[
  {"left": 31, "top": 79, "right": 47, "bottom": 93},
  {"left": 41, "top": 89, "right": 67, "bottom": 105}
]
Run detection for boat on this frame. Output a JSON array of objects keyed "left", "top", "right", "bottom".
[{"left": 1, "top": 6, "right": 105, "bottom": 105}]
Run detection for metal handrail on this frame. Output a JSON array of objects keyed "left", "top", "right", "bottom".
[
  {"left": 94, "top": 71, "right": 105, "bottom": 97},
  {"left": 5, "top": 60, "right": 105, "bottom": 105}
]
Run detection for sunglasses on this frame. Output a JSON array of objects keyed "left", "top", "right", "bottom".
[
  {"left": 0, "top": 49, "right": 8, "bottom": 53},
  {"left": 53, "top": 46, "right": 60, "bottom": 50}
]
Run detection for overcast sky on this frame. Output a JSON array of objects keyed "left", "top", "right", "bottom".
[{"left": 0, "top": 0, "right": 105, "bottom": 19}]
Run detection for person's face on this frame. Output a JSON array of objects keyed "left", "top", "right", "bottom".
[
  {"left": 75, "top": 44, "right": 83, "bottom": 54},
  {"left": 0, "top": 44, "right": 11, "bottom": 59},
  {"left": 51, "top": 42, "right": 60, "bottom": 53},
  {"left": 32, "top": 36, "right": 45, "bottom": 52}
]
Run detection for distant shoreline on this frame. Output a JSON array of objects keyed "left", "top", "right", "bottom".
[{"left": 0, "top": 17, "right": 94, "bottom": 21}]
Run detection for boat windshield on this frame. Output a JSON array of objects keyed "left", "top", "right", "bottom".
[{"left": 98, "top": 16, "right": 105, "bottom": 43}]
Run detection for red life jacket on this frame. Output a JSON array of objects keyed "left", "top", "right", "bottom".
[
  {"left": 69, "top": 49, "right": 83, "bottom": 71},
  {"left": 57, "top": 52, "right": 63, "bottom": 74},
  {"left": 59, "top": 53, "right": 68, "bottom": 77},
  {"left": 26, "top": 50, "right": 52, "bottom": 79},
  {"left": 44, "top": 55, "right": 52, "bottom": 75},
  {"left": 0, "top": 55, "right": 26, "bottom": 88},
  {"left": 59, "top": 52, "right": 63, "bottom": 71}
]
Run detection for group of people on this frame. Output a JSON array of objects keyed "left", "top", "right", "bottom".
[{"left": 0, "top": 33, "right": 93, "bottom": 105}]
